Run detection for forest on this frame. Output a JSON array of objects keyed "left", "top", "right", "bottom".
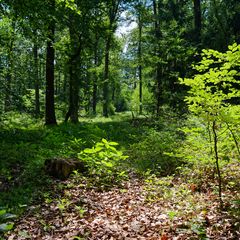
[{"left": 0, "top": 0, "right": 239, "bottom": 239}]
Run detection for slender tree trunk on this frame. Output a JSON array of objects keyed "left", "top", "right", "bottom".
[
  {"left": 33, "top": 43, "right": 40, "bottom": 117},
  {"left": 45, "top": 2, "right": 57, "bottom": 125},
  {"left": 63, "top": 71, "right": 68, "bottom": 102},
  {"left": 39, "top": 56, "right": 42, "bottom": 89},
  {"left": 4, "top": 40, "right": 13, "bottom": 112},
  {"left": 112, "top": 84, "right": 115, "bottom": 102},
  {"left": 193, "top": 0, "right": 202, "bottom": 44},
  {"left": 224, "top": 121, "right": 240, "bottom": 158},
  {"left": 102, "top": 0, "right": 120, "bottom": 117},
  {"left": 92, "top": 74, "right": 98, "bottom": 115},
  {"left": 103, "top": 36, "right": 111, "bottom": 117},
  {"left": 212, "top": 120, "right": 223, "bottom": 209},
  {"left": 153, "top": 0, "right": 162, "bottom": 116},
  {"left": 85, "top": 64, "right": 91, "bottom": 114},
  {"left": 138, "top": 11, "right": 143, "bottom": 115},
  {"left": 4, "top": 73, "right": 11, "bottom": 112},
  {"left": 58, "top": 72, "right": 61, "bottom": 96},
  {"left": 55, "top": 71, "right": 58, "bottom": 95},
  {"left": 92, "top": 38, "right": 98, "bottom": 115}
]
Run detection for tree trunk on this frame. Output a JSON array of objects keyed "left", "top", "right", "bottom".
[
  {"left": 65, "top": 25, "right": 81, "bottom": 123},
  {"left": 63, "top": 71, "right": 68, "bottom": 102},
  {"left": 45, "top": 3, "right": 57, "bottom": 125},
  {"left": 4, "top": 40, "right": 13, "bottom": 112},
  {"left": 153, "top": 0, "right": 162, "bottom": 116},
  {"left": 138, "top": 10, "right": 143, "bottom": 115},
  {"left": 102, "top": 0, "right": 121, "bottom": 117},
  {"left": 65, "top": 58, "right": 80, "bottom": 123},
  {"left": 212, "top": 121, "right": 223, "bottom": 209},
  {"left": 103, "top": 36, "right": 111, "bottom": 117},
  {"left": 33, "top": 43, "right": 40, "bottom": 117},
  {"left": 92, "top": 37, "right": 99, "bottom": 115},
  {"left": 92, "top": 76, "right": 97, "bottom": 115},
  {"left": 193, "top": 0, "right": 202, "bottom": 44}
]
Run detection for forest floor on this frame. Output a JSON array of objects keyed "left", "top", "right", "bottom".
[
  {"left": 5, "top": 171, "right": 240, "bottom": 240},
  {"left": 1, "top": 112, "right": 240, "bottom": 239}
]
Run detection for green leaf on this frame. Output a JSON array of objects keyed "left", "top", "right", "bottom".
[
  {"left": 83, "top": 148, "right": 95, "bottom": 154},
  {"left": 0, "top": 210, "right": 6, "bottom": 216},
  {"left": 102, "top": 161, "right": 113, "bottom": 168},
  {"left": 108, "top": 141, "right": 119, "bottom": 146},
  {"left": 0, "top": 223, "right": 14, "bottom": 232},
  {"left": 118, "top": 171, "right": 126, "bottom": 176},
  {"left": 94, "top": 146, "right": 103, "bottom": 152},
  {"left": 102, "top": 138, "right": 108, "bottom": 144}
]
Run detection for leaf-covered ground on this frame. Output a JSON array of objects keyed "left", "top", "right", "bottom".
[{"left": 5, "top": 174, "right": 240, "bottom": 240}]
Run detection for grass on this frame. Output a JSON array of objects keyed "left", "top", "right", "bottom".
[{"left": 0, "top": 112, "right": 150, "bottom": 211}]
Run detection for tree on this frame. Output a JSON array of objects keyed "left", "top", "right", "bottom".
[
  {"left": 45, "top": 0, "right": 57, "bottom": 125},
  {"left": 63, "top": 0, "right": 101, "bottom": 122},
  {"left": 152, "top": 0, "right": 162, "bottom": 115},
  {"left": 33, "top": 42, "right": 40, "bottom": 116},
  {"left": 102, "top": 0, "right": 123, "bottom": 117},
  {"left": 180, "top": 43, "right": 240, "bottom": 208},
  {"left": 193, "top": 0, "right": 202, "bottom": 45},
  {"left": 136, "top": 1, "right": 144, "bottom": 115}
]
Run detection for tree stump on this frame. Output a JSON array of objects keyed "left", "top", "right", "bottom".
[{"left": 44, "top": 158, "right": 86, "bottom": 180}]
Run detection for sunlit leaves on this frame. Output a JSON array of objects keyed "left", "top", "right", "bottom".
[
  {"left": 180, "top": 43, "right": 240, "bottom": 118},
  {"left": 78, "top": 139, "right": 128, "bottom": 184},
  {"left": 57, "top": 0, "right": 81, "bottom": 15}
]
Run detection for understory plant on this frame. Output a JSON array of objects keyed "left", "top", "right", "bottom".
[
  {"left": 78, "top": 139, "right": 128, "bottom": 186},
  {"left": 128, "top": 128, "right": 183, "bottom": 176},
  {"left": 180, "top": 43, "right": 240, "bottom": 208},
  {"left": 0, "top": 209, "right": 16, "bottom": 234}
]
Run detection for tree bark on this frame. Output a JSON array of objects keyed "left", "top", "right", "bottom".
[
  {"left": 153, "top": 0, "right": 162, "bottom": 116},
  {"left": 33, "top": 43, "right": 40, "bottom": 117},
  {"left": 65, "top": 26, "right": 82, "bottom": 123},
  {"left": 212, "top": 120, "right": 223, "bottom": 209},
  {"left": 45, "top": 2, "right": 57, "bottom": 125},
  {"left": 102, "top": 0, "right": 121, "bottom": 117},
  {"left": 4, "top": 39, "right": 13, "bottom": 112},
  {"left": 92, "top": 37, "right": 98, "bottom": 115},
  {"left": 138, "top": 10, "right": 143, "bottom": 115},
  {"left": 65, "top": 58, "right": 80, "bottom": 123},
  {"left": 103, "top": 36, "right": 111, "bottom": 117},
  {"left": 193, "top": 0, "right": 202, "bottom": 44}
]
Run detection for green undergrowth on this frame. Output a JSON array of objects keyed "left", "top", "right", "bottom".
[
  {"left": 0, "top": 110, "right": 183, "bottom": 212},
  {"left": 0, "top": 112, "right": 147, "bottom": 211},
  {"left": 0, "top": 110, "right": 239, "bottom": 238}
]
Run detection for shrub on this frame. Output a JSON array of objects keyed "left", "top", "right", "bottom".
[
  {"left": 78, "top": 139, "right": 128, "bottom": 186},
  {"left": 128, "top": 129, "right": 183, "bottom": 176},
  {"left": 180, "top": 43, "right": 240, "bottom": 208}
]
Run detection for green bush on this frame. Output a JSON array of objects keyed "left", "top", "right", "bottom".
[
  {"left": 179, "top": 43, "right": 240, "bottom": 207},
  {"left": 128, "top": 129, "right": 183, "bottom": 176},
  {"left": 78, "top": 139, "right": 128, "bottom": 186}
]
